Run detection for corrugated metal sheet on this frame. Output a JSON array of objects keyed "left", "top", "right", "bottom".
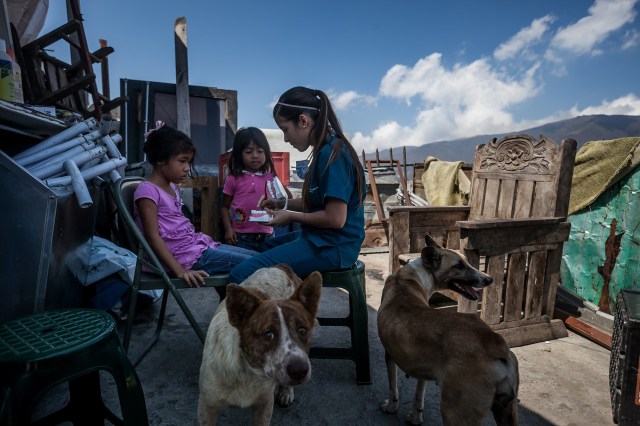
[{"left": 560, "top": 167, "right": 640, "bottom": 313}]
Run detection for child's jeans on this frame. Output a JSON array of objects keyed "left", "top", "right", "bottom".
[
  {"left": 235, "top": 232, "right": 274, "bottom": 253},
  {"left": 192, "top": 244, "right": 258, "bottom": 299}
]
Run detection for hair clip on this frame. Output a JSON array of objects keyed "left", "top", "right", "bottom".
[{"left": 144, "top": 120, "right": 166, "bottom": 139}]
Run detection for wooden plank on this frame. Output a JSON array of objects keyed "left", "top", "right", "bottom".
[
  {"left": 481, "top": 255, "right": 506, "bottom": 324},
  {"left": 503, "top": 253, "right": 526, "bottom": 321},
  {"left": 482, "top": 178, "right": 501, "bottom": 218},
  {"left": 554, "top": 309, "right": 612, "bottom": 350},
  {"left": 389, "top": 210, "right": 409, "bottom": 273},
  {"left": 513, "top": 180, "right": 534, "bottom": 218},
  {"left": 182, "top": 175, "right": 218, "bottom": 239},
  {"left": 494, "top": 319, "right": 568, "bottom": 348},
  {"left": 174, "top": 17, "right": 190, "bottom": 136},
  {"left": 525, "top": 251, "right": 547, "bottom": 319},
  {"left": 497, "top": 179, "right": 516, "bottom": 218}
]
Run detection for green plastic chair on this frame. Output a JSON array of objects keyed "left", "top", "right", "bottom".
[
  {"left": 110, "top": 176, "right": 228, "bottom": 366},
  {"left": 310, "top": 260, "right": 371, "bottom": 385},
  {"left": 0, "top": 309, "right": 148, "bottom": 425}
]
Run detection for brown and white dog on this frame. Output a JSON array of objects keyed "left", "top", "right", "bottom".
[
  {"left": 377, "top": 235, "right": 519, "bottom": 426},
  {"left": 197, "top": 265, "right": 322, "bottom": 426}
]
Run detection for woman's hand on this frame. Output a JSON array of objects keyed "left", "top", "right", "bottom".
[
  {"left": 265, "top": 208, "right": 292, "bottom": 227},
  {"left": 260, "top": 197, "right": 286, "bottom": 210},
  {"left": 177, "top": 269, "right": 209, "bottom": 288}
]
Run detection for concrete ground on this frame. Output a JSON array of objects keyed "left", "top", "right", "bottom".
[{"left": 36, "top": 251, "right": 614, "bottom": 425}]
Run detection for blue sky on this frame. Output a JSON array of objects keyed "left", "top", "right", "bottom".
[{"left": 41, "top": 0, "right": 639, "bottom": 153}]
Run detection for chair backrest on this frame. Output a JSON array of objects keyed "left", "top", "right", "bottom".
[
  {"left": 468, "top": 134, "right": 576, "bottom": 221},
  {"left": 111, "top": 177, "right": 144, "bottom": 254}
]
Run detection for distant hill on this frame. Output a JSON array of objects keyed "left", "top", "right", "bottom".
[{"left": 366, "top": 115, "right": 640, "bottom": 164}]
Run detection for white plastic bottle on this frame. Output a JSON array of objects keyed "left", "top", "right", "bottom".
[{"left": 0, "top": 38, "right": 14, "bottom": 102}]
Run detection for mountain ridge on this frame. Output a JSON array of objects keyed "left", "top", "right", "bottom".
[{"left": 366, "top": 114, "right": 640, "bottom": 164}]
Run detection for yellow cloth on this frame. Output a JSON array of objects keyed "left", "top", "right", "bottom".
[
  {"left": 421, "top": 156, "right": 470, "bottom": 206},
  {"left": 569, "top": 137, "right": 640, "bottom": 215}
]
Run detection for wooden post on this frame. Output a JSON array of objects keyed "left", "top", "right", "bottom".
[
  {"left": 99, "top": 39, "right": 110, "bottom": 98},
  {"left": 174, "top": 17, "right": 190, "bottom": 136}
]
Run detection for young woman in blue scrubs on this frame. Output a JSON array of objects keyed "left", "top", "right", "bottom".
[{"left": 228, "top": 86, "right": 366, "bottom": 283}]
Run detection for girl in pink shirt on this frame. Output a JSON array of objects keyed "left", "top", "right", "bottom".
[
  {"left": 134, "top": 123, "right": 257, "bottom": 299},
  {"left": 221, "top": 127, "right": 281, "bottom": 252}
]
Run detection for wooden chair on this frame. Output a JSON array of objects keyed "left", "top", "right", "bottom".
[
  {"left": 389, "top": 134, "right": 577, "bottom": 347},
  {"left": 110, "top": 177, "right": 228, "bottom": 366}
]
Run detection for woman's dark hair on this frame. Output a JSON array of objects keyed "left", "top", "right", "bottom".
[
  {"left": 228, "top": 127, "right": 275, "bottom": 176},
  {"left": 272, "top": 86, "right": 364, "bottom": 209},
  {"left": 143, "top": 125, "right": 196, "bottom": 171}
]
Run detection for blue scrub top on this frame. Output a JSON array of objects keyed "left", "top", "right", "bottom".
[{"left": 302, "top": 136, "right": 366, "bottom": 267}]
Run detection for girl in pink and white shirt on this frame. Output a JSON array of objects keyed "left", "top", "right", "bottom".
[{"left": 221, "top": 127, "right": 281, "bottom": 252}]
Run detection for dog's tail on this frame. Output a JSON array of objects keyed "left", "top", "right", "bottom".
[{"left": 492, "top": 351, "right": 519, "bottom": 426}]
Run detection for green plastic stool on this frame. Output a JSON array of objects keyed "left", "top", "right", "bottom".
[
  {"left": 0, "top": 309, "right": 149, "bottom": 425},
  {"left": 310, "top": 260, "right": 371, "bottom": 385}
]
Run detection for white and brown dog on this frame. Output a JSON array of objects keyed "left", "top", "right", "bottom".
[
  {"left": 377, "top": 235, "right": 519, "bottom": 426},
  {"left": 197, "top": 265, "right": 322, "bottom": 426}
]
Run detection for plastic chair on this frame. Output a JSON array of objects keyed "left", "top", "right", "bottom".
[
  {"left": 309, "top": 260, "right": 371, "bottom": 385},
  {"left": 110, "top": 176, "right": 228, "bottom": 366},
  {"left": 0, "top": 309, "right": 148, "bottom": 425}
]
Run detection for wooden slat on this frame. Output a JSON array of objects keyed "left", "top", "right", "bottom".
[
  {"left": 525, "top": 251, "right": 547, "bottom": 318},
  {"left": 503, "top": 253, "right": 526, "bottom": 321},
  {"left": 481, "top": 255, "right": 506, "bottom": 324},
  {"left": 482, "top": 178, "right": 501, "bottom": 218},
  {"left": 497, "top": 179, "right": 516, "bottom": 218},
  {"left": 514, "top": 180, "right": 534, "bottom": 218}
]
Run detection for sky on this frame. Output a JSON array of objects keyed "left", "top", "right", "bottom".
[{"left": 40, "top": 0, "right": 640, "bottom": 154}]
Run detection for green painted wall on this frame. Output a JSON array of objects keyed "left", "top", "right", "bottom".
[{"left": 560, "top": 168, "right": 640, "bottom": 312}]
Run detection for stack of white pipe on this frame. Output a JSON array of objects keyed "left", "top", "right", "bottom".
[{"left": 13, "top": 115, "right": 127, "bottom": 208}]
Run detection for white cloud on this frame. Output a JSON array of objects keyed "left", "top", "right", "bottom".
[
  {"left": 547, "top": 0, "right": 638, "bottom": 58},
  {"left": 494, "top": 15, "right": 555, "bottom": 61},
  {"left": 350, "top": 54, "right": 542, "bottom": 153},
  {"left": 622, "top": 29, "right": 640, "bottom": 49},
  {"left": 328, "top": 90, "right": 376, "bottom": 111},
  {"left": 568, "top": 93, "right": 640, "bottom": 116}
]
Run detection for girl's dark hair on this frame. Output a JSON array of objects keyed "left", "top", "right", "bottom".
[
  {"left": 272, "top": 86, "right": 364, "bottom": 209},
  {"left": 143, "top": 125, "right": 196, "bottom": 170},
  {"left": 228, "top": 127, "right": 275, "bottom": 176}
]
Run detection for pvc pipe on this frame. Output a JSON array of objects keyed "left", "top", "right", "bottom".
[
  {"left": 99, "top": 154, "right": 122, "bottom": 182},
  {"left": 14, "top": 117, "right": 99, "bottom": 160},
  {"left": 63, "top": 160, "right": 93, "bottom": 208},
  {"left": 99, "top": 133, "right": 123, "bottom": 158},
  {"left": 47, "top": 156, "right": 127, "bottom": 187},
  {"left": 32, "top": 146, "right": 107, "bottom": 180},
  {"left": 27, "top": 141, "right": 97, "bottom": 172},
  {"left": 99, "top": 114, "right": 119, "bottom": 136},
  {"left": 16, "top": 129, "right": 103, "bottom": 167}
]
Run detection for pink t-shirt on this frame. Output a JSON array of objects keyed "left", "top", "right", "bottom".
[
  {"left": 222, "top": 172, "right": 274, "bottom": 234},
  {"left": 133, "top": 181, "right": 220, "bottom": 270}
]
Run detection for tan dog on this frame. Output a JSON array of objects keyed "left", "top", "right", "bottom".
[
  {"left": 377, "top": 235, "right": 519, "bottom": 426},
  {"left": 198, "top": 265, "right": 322, "bottom": 426}
]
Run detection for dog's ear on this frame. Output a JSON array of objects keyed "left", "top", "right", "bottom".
[
  {"left": 421, "top": 246, "right": 441, "bottom": 271},
  {"left": 292, "top": 271, "right": 322, "bottom": 320},
  {"left": 226, "top": 284, "right": 268, "bottom": 329},
  {"left": 274, "top": 263, "right": 303, "bottom": 287},
  {"left": 424, "top": 234, "right": 441, "bottom": 248}
]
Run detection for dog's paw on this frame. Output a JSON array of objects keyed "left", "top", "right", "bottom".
[
  {"left": 276, "top": 385, "right": 295, "bottom": 407},
  {"left": 405, "top": 411, "right": 423, "bottom": 425},
  {"left": 380, "top": 399, "right": 399, "bottom": 414}
]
